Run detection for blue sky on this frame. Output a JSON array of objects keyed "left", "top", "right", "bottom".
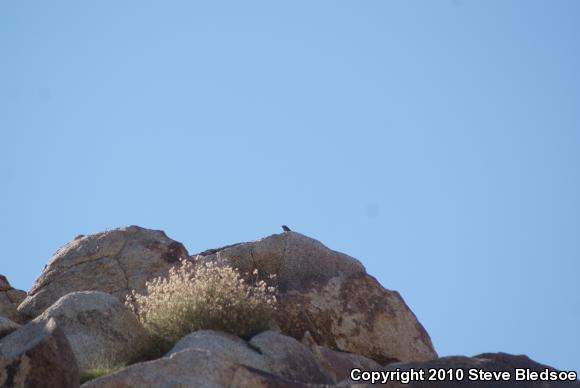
[{"left": 1, "top": 1, "right": 578, "bottom": 372}]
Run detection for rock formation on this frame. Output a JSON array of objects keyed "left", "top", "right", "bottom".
[
  {"left": 18, "top": 226, "right": 189, "bottom": 319},
  {"left": 0, "top": 275, "right": 27, "bottom": 324},
  {"left": 194, "top": 231, "right": 436, "bottom": 363},
  {"left": 0, "top": 226, "right": 575, "bottom": 387}
]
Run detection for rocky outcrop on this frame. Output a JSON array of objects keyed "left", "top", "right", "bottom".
[
  {"left": 17, "top": 227, "right": 435, "bottom": 364},
  {"left": 0, "top": 318, "right": 79, "bottom": 388},
  {"left": 0, "top": 275, "right": 27, "bottom": 324},
  {"left": 18, "top": 226, "right": 189, "bottom": 318},
  {"left": 7, "top": 226, "right": 575, "bottom": 387},
  {"left": 33, "top": 291, "right": 148, "bottom": 373},
  {"left": 194, "top": 231, "right": 437, "bottom": 363},
  {"left": 339, "top": 352, "right": 580, "bottom": 387},
  {"left": 80, "top": 347, "right": 309, "bottom": 388}
]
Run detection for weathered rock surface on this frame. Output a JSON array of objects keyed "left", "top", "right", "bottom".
[
  {"left": 168, "top": 330, "right": 268, "bottom": 371},
  {"left": 81, "top": 347, "right": 309, "bottom": 388},
  {"left": 301, "top": 330, "right": 383, "bottom": 384},
  {"left": 0, "top": 274, "right": 27, "bottom": 323},
  {"left": 0, "top": 277, "right": 10, "bottom": 292},
  {"left": 0, "top": 318, "right": 79, "bottom": 388},
  {"left": 248, "top": 330, "right": 333, "bottom": 384},
  {"left": 0, "top": 317, "right": 20, "bottom": 339},
  {"left": 338, "top": 352, "right": 580, "bottom": 387},
  {"left": 167, "top": 330, "right": 333, "bottom": 385},
  {"left": 33, "top": 291, "right": 148, "bottom": 373},
  {"left": 315, "top": 345, "right": 383, "bottom": 384},
  {"left": 195, "top": 231, "right": 436, "bottom": 364},
  {"left": 18, "top": 226, "right": 189, "bottom": 318}
]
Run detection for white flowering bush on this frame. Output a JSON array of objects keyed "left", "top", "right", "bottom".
[{"left": 125, "top": 259, "right": 277, "bottom": 355}]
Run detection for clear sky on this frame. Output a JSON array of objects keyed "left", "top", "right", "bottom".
[{"left": 1, "top": 0, "right": 578, "bottom": 372}]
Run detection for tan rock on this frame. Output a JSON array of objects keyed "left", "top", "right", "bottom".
[
  {"left": 0, "top": 276, "right": 9, "bottom": 292},
  {"left": 33, "top": 291, "right": 148, "bottom": 373},
  {"left": 0, "top": 318, "right": 80, "bottom": 388},
  {"left": 6, "top": 289, "right": 27, "bottom": 306},
  {"left": 0, "top": 274, "right": 27, "bottom": 323},
  {"left": 195, "top": 231, "right": 437, "bottom": 364},
  {"left": 80, "top": 347, "right": 309, "bottom": 388},
  {"left": 18, "top": 226, "right": 189, "bottom": 318}
]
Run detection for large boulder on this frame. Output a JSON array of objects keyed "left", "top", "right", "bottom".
[
  {"left": 0, "top": 275, "right": 27, "bottom": 323},
  {"left": 0, "top": 318, "right": 79, "bottom": 388},
  {"left": 167, "top": 330, "right": 332, "bottom": 385},
  {"left": 18, "top": 226, "right": 189, "bottom": 318},
  {"left": 194, "top": 231, "right": 436, "bottom": 364},
  {"left": 80, "top": 347, "right": 309, "bottom": 388},
  {"left": 339, "top": 352, "right": 580, "bottom": 387},
  {"left": 33, "top": 291, "right": 148, "bottom": 373}
]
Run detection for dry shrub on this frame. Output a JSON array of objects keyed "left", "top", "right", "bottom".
[{"left": 126, "top": 259, "right": 277, "bottom": 355}]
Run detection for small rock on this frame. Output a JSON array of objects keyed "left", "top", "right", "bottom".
[
  {"left": 0, "top": 274, "right": 27, "bottom": 324},
  {"left": 0, "top": 276, "right": 10, "bottom": 292}
]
